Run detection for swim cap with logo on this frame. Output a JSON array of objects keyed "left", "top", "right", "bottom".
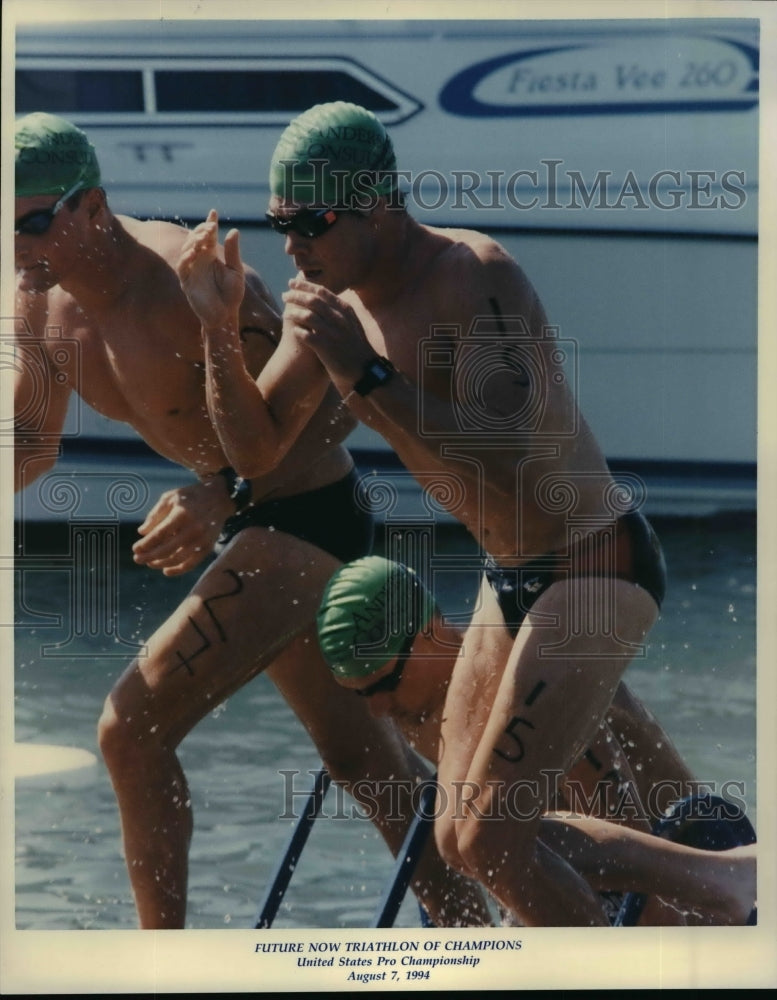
[
  {"left": 317, "top": 556, "right": 436, "bottom": 680},
  {"left": 269, "top": 101, "right": 397, "bottom": 209},
  {"left": 15, "top": 112, "right": 101, "bottom": 197}
]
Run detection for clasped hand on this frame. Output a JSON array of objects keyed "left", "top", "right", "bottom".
[
  {"left": 177, "top": 209, "right": 245, "bottom": 329},
  {"left": 281, "top": 278, "right": 376, "bottom": 386}
]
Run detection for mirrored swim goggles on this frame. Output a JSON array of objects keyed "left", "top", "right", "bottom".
[
  {"left": 354, "top": 632, "right": 416, "bottom": 698},
  {"left": 265, "top": 206, "right": 341, "bottom": 239},
  {"left": 15, "top": 179, "right": 84, "bottom": 236}
]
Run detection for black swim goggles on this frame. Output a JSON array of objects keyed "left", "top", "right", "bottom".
[
  {"left": 15, "top": 180, "right": 83, "bottom": 236},
  {"left": 354, "top": 633, "right": 416, "bottom": 698},
  {"left": 265, "top": 206, "right": 340, "bottom": 239}
]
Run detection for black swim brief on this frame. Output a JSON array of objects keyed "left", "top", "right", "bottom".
[
  {"left": 485, "top": 510, "right": 666, "bottom": 639},
  {"left": 217, "top": 468, "right": 374, "bottom": 564}
]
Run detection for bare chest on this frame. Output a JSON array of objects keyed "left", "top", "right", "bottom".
[
  {"left": 355, "top": 293, "right": 454, "bottom": 397},
  {"left": 49, "top": 304, "right": 207, "bottom": 426}
]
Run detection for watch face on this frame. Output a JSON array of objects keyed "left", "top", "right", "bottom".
[
  {"left": 354, "top": 356, "right": 394, "bottom": 396},
  {"left": 231, "top": 477, "right": 252, "bottom": 510}
]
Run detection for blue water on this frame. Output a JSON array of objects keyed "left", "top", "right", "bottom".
[{"left": 12, "top": 514, "right": 756, "bottom": 930}]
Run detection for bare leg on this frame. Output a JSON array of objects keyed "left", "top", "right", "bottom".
[
  {"left": 98, "top": 529, "right": 337, "bottom": 928},
  {"left": 99, "top": 526, "right": 483, "bottom": 927},
  {"left": 607, "top": 681, "right": 698, "bottom": 811},
  {"left": 562, "top": 716, "right": 687, "bottom": 925},
  {"left": 437, "top": 577, "right": 659, "bottom": 926}
]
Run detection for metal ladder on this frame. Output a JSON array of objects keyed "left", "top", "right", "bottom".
[{"left": 254, "top": 767, "right": 437, "bottom": 929}]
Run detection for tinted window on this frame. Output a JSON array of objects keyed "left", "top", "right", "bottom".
[
  {"left": 16, "top": 70, "right": 145, "bottom": 113},
  {"left": 155, "top": 69, "right": 397, "bottom": 112}
]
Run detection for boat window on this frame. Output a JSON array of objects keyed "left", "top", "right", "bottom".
[
  {"left": 16, "top": 67, "right": 399, "bottom": 116},
  {"left": 154, "top": 69, "right": 398, "bottom": 113},
  {"left": 16, "top": 69, "right": 145, "bottom": 113}
]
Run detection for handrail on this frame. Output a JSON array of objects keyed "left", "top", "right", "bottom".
[
  {"left": 253, "top": 767, "right": 438, "bottom": 929},
  {"left": 254, "top": 766, "right": 332, "bottom": 929},
  {"left": 371, "top": 777, "right": 438, "bottom": 929}
]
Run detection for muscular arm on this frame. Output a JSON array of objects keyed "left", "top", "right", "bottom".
[
  {"left": 178, "top": 212, "right": 338, "bottom": 479},
  {"left": 206, "top": 312, "right": 336, "bottom": 479}
]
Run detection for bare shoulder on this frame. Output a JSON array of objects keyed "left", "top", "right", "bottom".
[
  {"left": 243, "top": 263, "right": 280, "bottom": 313},
  {"left": 424, "top": 225, "right": 543, "bottom": 320},
  {"left": 119, "top": 215, "right": 191, "bottom": 262},
  {"left": 120, "top": 215, "right": 278, "bottom": 313}
]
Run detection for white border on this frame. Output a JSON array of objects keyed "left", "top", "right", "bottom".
[{"left": 2, "top": 0, "right": 775, "bottom": 993}]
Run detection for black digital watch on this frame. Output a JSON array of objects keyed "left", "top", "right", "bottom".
[
  {"left": 218, "top": 466, "right": 252, "bottom": 513},
  {"left": 353, "top": 355, "right": 396, "bottom": 397}
]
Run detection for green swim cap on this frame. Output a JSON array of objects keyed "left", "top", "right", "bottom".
[
  {"left": 269, "top": 101, "right": 397, "bottom": 208},
  {"left": 317, "top": 557, "right": 436, "bottom": 680},
  {"left": 15, "top": 112, "right": 101, "bottom": 197}
]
